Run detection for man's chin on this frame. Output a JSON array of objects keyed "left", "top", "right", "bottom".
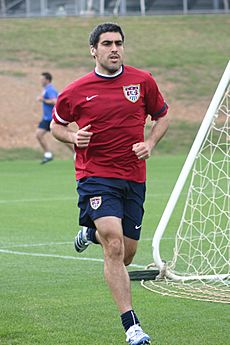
[{"left": 107, "top": 64, "right": 122, "bottom": 74}]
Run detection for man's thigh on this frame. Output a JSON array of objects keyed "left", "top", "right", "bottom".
[
  {"left": 94, "top": 216, "right": 123, "bottom": 242},
  {"left": 77, "top": 177, "right": 125, "bottom": 229}
]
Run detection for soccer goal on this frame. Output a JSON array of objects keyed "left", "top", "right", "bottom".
[{"left": 142, "top": 61, "right": 230, "bottom": 304}]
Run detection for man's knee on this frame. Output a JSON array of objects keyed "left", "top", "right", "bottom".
[
  {"left": 94, "top": 216, "right": 124, "bottom": 260},
  {"left": 104, "top": 237, "right": 124, "bottom": 260},
  {"left": 36, "top": 128, "right": 45, "bottom": 140}
]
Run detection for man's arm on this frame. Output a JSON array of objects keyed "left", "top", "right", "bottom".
[
  {"left": 44, "top": 98, "right": 57, "bottom": 105},
  {"left": 50, "top": 120, "right": 93, "bottom": 148},
  {"left": 37, "top": 95, "right": 57, "bottom": 105},
  {"left": 132, "top": 116, "right": 169, "bottom": 160}
]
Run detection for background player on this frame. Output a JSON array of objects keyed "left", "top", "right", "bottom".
[
  {"left": 51, "top": 23, "right": 169, "bottom": 345},
  {"left": 36, "top": 72, "right": 58, "bottom": 164}
]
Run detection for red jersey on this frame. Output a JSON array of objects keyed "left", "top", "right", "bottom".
[{"left": 53, "top": 65, "right": 168, "bottom": 182}]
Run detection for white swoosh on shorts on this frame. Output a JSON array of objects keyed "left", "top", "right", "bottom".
[{"left": 135, "top": 225, "right": 142, "bottom": 230}]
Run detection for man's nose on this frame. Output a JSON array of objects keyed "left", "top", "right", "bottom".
[{"left": 111, "top": 42, "right": 118, "bottom": 51}]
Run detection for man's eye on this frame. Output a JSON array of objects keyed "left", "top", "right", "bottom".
[{"left": 102, "top": 41, "right": 123, "bottom": 46}]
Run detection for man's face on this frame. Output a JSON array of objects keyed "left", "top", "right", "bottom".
[
  {"left": 91, "top": 32, "right": 124, "bottom": 75},
  {"left": 40, "top": 75, "right": 49, "bottom": 87}
]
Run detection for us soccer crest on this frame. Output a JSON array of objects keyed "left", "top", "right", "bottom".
[
  {"left": 90, "top": 196, "right": 102, "bottom": 210},
  {"left": 123, "top": 84, "right": 140, "bottom": 103}
]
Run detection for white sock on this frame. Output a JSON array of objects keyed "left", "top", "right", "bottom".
[{"left": 44, "top": 151, "right": 53, "bottom": 159}]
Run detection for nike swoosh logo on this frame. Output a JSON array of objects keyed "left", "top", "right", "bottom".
[
  {"left": 86, "top": 95, "right": 98, "bottom": 101},
  {"left": 135, "top": 225, "right": 142, "bottom": 229}
]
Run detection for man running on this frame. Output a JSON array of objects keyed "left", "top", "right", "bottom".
[
  {"left": 36, "top": 72, "right": 58, "bottom": 164},
  {"left": 51, "top": 23, "right": 169, "bottom": 344}
]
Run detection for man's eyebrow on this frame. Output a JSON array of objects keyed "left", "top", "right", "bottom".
[{"left": 100, "top": 39, "right": 123, "bottom": 44}]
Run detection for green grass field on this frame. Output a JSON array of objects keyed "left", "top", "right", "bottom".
[{"left": 0, "top": 157, "right": 229, "bottom": 345}]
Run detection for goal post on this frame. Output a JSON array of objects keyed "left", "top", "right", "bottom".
[{"left": 151, "top": 60, "right": 230, "bottom": 287}]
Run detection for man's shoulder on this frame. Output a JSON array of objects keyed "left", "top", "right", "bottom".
[
  {"left": 46, "top": 83, "right": 57, "bottom": 90},
  {"left": 60, "top": 71, "right": 95, "bottom": 95},
  {"left": 124, "top": 65, "right": 151, "bottom": 79},
  {"left": 44, "top": 83, "right": 58, "bottom": 96}
]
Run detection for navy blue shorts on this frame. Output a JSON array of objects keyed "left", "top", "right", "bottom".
[
  {"left": 77, "top": 177, "right": 146, "bottom": 241},
  {"left": 38, "top": 119, "right": 51, "bottom": 131}
]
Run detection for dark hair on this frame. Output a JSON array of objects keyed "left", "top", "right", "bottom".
[
  {"left": 89, "top": 22, "right": 124, "bottom": 47},
  {"left": 41, "top": 72, "right": 52, "bottom": 82}
]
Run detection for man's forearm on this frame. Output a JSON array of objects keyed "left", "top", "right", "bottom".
[
  {"left": 44, "top": 98, "right": 57, "bottom": 105},
  {"left": 51, "top": 121, "right": 93, "bottom": 148},
  {"left": 50, "top": 120, "right": 76, "bottom": 144},
  {"left": 132, "top": 116, "right": 169, "bottom": 160},
  {"left": 146, "top": 116, "right": 169, "bottom": 151}
]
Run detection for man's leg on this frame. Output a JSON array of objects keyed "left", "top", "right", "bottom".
[
  {"left": 123, "top": 236, "right": 138, "bottom": 266},
  {"left": 36, "top": 127, "right": 53, "bottom": 163},
  {"left": 94, "top": 216, "right": 132, "bottom": 313},
  {"left": 94, "top": 216, "right": 150, "bottom": 344},
  {"left": 75, "top": 178, "right": 150, "bottom": 343},
  {"left": 74, "top": 228, "right": 138, "bottom": 266},
  {"left": 36, "top": 128, "right": 50, "bottom": 153}
]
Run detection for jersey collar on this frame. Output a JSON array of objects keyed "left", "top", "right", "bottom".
[{"left": 94, "top": 65, "right": 124, "bottom": 79}]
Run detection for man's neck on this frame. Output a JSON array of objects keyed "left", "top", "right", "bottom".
[
  {"left": 95, "top": 65, "right": 123, "bottom": 78},
  {"left": 44, "top": 82, "right": 51, "bottom": 87}
]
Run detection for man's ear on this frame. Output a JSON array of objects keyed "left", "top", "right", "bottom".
[{"left": 90, "top": 45, "right": 96, "bottom": 57}]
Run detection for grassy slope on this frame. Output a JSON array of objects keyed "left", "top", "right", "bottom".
[
  {"left": 0, "top": 159, "right": 229, "bottom": 345},
  {"left": 0, "top": 15, "right": 230, "bottom": 159},
  {"left": 0, "top": 15, "right": 229, "bottom": 101},
  {"left": 0, "top": 15, "right": 229, "bottom": 158}
]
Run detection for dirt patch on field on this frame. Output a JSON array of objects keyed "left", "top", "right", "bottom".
[{"left": 0, "top": 61, "right": 209, "bottom": 157}]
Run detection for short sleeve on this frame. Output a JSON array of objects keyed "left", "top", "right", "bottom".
[
  {"left": 52, "top": 90, "right": 74, "bottom": 126},
  {"left": 45, "top": 87, "right": 58, "bottom": 100},
  {"left": 144, "top": 73, "right": 168, "bottom": 120}
]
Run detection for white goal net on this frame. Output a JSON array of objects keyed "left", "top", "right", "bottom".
[{"left": 143, "top": 61, "right": 230, "bottom": 304}]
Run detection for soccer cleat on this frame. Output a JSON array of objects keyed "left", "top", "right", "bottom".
[
  {"left": 126, "top": 325, "right": 151, "bottom": 345},
  {"left": 40, "top": 156, "right": 53, "bottom": 164},
  {"left": 74, "top": 227, "right": 92, "bottom": 253}
]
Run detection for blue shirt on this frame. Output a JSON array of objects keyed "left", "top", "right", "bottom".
[{"left": 42, "top": 84, "right": 58, "bottom": 121}]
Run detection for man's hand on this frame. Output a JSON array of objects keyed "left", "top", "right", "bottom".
[
  {"left": 50, "top": 121, "right": 93, "bottom": 148},
  {"left": 132, "top": 141, "right": 152, "bottom": 160},
  {"left": 74, "top": 124, "right": 93, "bottom": 148},
  {"left": 36, "top": 95, "right": 43, "bottom": 102},
  {"left": 133, "top": 116, "right": 169, "bottom": 160}
]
